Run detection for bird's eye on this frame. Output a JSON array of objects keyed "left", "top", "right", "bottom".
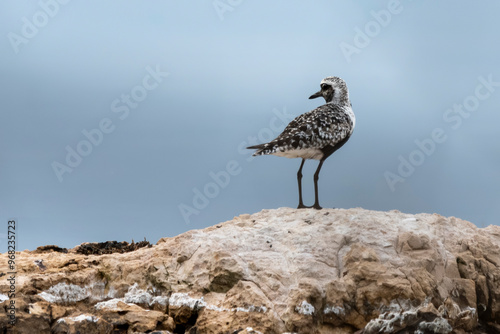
[{"left": 321, "top": 84, "right": 329, "bottom": 90}]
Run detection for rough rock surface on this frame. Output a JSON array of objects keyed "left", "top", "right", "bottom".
[{"left": 1, "top": 208, "right": 500, "bottom": 333}]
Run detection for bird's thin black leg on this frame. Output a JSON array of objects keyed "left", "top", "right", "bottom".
[
  {"left": 312, "top": 159, "right": 325, "bottom": 209},
  {"left": 297, "top": 159, "right": 308, "bottom": 209}
]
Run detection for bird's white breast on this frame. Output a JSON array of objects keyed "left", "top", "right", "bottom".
[
  {"left": 273, "top": 148, "right": 324, "bottom": 160},
  {"left": 344, "top": 105, "right": 356, "bottom": 131}
]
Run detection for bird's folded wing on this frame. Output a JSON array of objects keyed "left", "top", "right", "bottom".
[{"left": 273, "top": 105, "right": 352, "bottom": 150}]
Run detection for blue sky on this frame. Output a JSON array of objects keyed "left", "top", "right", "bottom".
[{"left": 1, "top": 1, "right": 499, "bottom": 250}]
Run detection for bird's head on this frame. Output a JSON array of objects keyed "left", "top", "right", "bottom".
[{"left": 309, "top": 76, "right": 350, "bottom": 105}]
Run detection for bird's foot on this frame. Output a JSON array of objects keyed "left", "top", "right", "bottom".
[{"left": 297, "top": 204, "right": 323, "bottom": 209}]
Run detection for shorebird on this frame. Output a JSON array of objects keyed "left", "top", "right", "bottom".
[{"left": 247, "top": 76, "right": 355, "bottom": 209}]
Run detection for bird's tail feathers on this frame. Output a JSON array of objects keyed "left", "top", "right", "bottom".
[
  {"left": 247, "top": 142, "right": 276, "bottom": 156},
  {"left": 246, "top": 143, "right": 267, "bottom": 150}
]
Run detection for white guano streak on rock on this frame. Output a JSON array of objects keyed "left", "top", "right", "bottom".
[
  {"left": 364, "top": 299, "right": 453, "bottom": 334},
  {"left": 245, "top": 327, "right": 264, "bottom": 334},
  {"left": 417, "top": 317, "right": 452, "bottom": 333},
  {"left": 323, "top": 305, "right": 345, "bottom": 316},
  {"left": 169, "top": 292, "right": 268, "bottom": 313},
  {"left": 38, "top": 281, "right": 116, "bottom": 304},
  {"left": 295, "top": 300, "right": 315, "bottom": 315},
  {"left": 95, "top": 298, "right": 133, "bottom": 310},
  {"left": 169, "top": 292, "right": 203, "bottom": 309},
  {"left": 57, "top": 314, "right": 99, "bottom": 323},
  {"left": 92, "top": 286, "right": 267, "bottom": 314},
  {"left": 71, "top": 314, "right": 99, "bottom": 322},
  {"left": 39, "top": 283, "right": 88, "bottom": 303},
  {"left": 123, "top": 283, "right": 152, "bottom": 304}
]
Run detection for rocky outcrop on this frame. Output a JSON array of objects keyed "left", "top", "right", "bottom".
[{"left": 1, "top": 208, "right": 500, "bottom": 333}]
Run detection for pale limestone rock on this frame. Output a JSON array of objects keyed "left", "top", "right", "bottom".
[
  {"left": 28, "top": 301, "right": 51, "bottom": 321},
  {"left": 124, "top": 309, "right": 166, "bottom": 333},
  {"left": 51, "top": 304, "right": 68, "bottom": 320},
  {"left": 1, "top": 208, "right": 500, "bottom": 333},
  {"left": 52, "top": 314, "right": 113, "bottom": 334}
]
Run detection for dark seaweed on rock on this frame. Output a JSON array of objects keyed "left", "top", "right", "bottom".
[
  {"left": 34, "top": 245, "right": 68, "bottom": 253},
  {"left": 74, "top": 239, "right": 151, "bottom": 255}
]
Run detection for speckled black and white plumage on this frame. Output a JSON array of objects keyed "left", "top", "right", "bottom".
[
  {"left": 248, "top": 76, "right": 355, "bottom": 161},
  {"left": 248, "top": 103, "right": 354, "bottom": 160},
  {"left": 247, "top": 76, "right": 355, "bottom": 209}
]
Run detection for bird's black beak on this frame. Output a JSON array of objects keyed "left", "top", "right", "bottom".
[{"left": 309, "top": 90, "right": 322, "bottom": 99}]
